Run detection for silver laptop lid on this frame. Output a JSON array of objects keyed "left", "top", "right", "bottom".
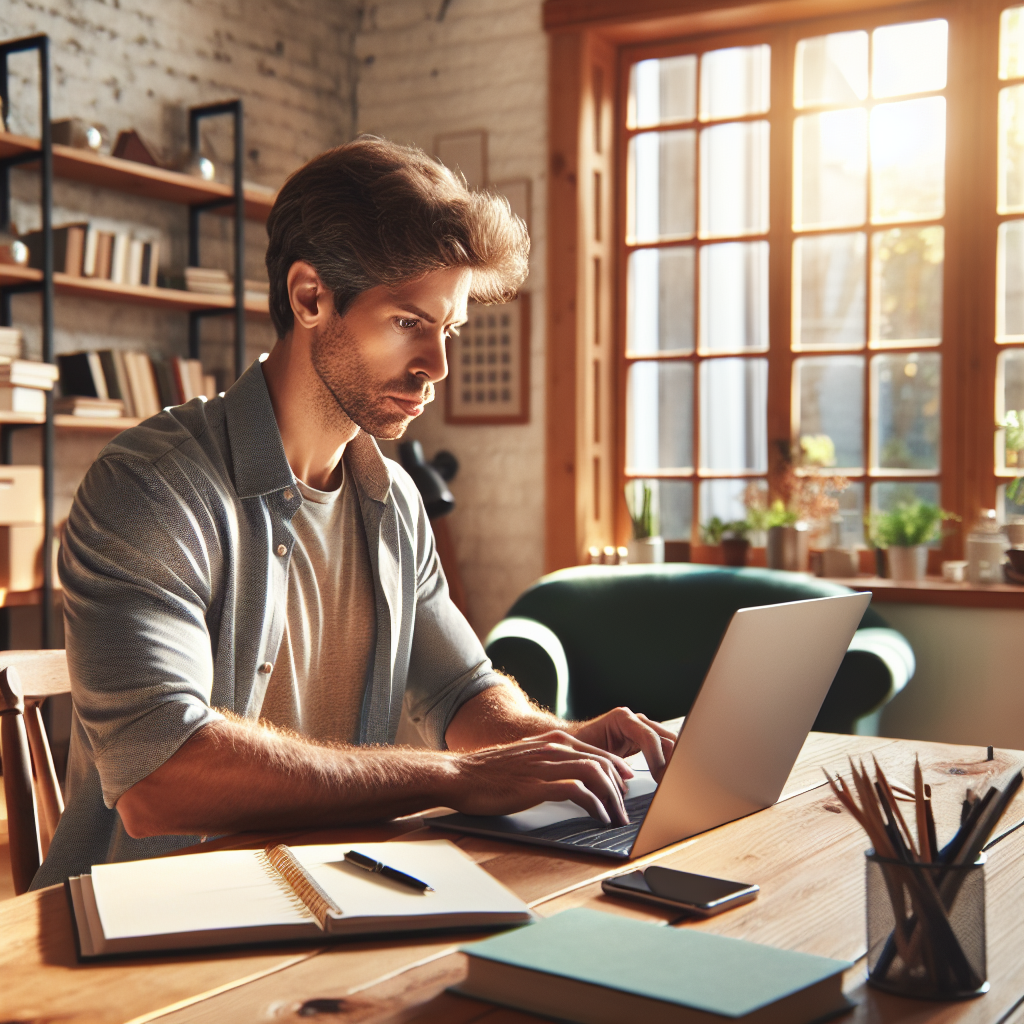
[{"left": 632, "top": 591, "right": 871, "bottom": 857}]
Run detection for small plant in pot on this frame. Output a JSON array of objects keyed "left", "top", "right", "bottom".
[
  {"left": 870, "top": 500, "right": 959, "bottom": 581},
  {"left": 625, "top": 480, "right": 664, "bottom": 564},
  {"left": 721, "top": 520, "right": 751, "bottom": 567}
]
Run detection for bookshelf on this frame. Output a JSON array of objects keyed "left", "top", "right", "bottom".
[{"left": 0, "top": 34, "right": 276, "bottom": 643}]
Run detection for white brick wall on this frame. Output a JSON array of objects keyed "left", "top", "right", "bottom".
[{"left": 356, "top": 0, "right": 549, "bottom": 637}]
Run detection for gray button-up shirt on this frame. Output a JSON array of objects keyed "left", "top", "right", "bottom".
[{"left": 32, "top": 359, "right": 501, "bottom": 888}]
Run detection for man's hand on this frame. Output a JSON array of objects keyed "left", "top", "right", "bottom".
[
  {"left": 571, "top": 708, "right": 677, "bottom": 782},
  {"left": 445, "top": 731, "right": 635, "bottom": 825}
]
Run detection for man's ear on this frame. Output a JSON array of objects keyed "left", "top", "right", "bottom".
[{"left": 286, "top": 261, "right": 334, "bottom": 330}]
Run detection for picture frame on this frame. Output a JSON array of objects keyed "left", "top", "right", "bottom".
[{"left": 445, "top": 293, "right": 530, "bottom": 425}]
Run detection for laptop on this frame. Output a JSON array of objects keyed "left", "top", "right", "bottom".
[{"left": 432, "top": 591, "right": 871, "bottom": 859}]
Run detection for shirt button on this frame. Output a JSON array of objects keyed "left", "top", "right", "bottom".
[
  {"left": 276, "top": 543, "right": 287, "bottom": 556},
  {"left": 283, "top": 488, "right": 294, "bottom": 501},
  {"left": 259, "top": 662, "right": 273, "bottom": 674}
]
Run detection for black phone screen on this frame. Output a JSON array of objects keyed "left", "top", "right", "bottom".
[{"left": 608, "top": 866, "right": 755, "bottom": 908}]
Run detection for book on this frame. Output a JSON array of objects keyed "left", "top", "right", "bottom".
[
  {"left": 82, "top": 225, "right": 99, "bottom": 277},
  {"left": 151, "top": 358, "right": 179, "bottom": 407},
  {"left": 110, "top": 232, "right": 131, "bottom": 285},
  {"left": 0, "top": 328, "right": 23, "bottom": 359},
  {"left": 54, "top": 396, "right": 125, "bottom": 418},
  {"left": 0, "top": 359, "right": 59, "bottom": 390},
  {"left": 123, "top": 352, "right": 162, "bottom": 418},
  {"left": 58, "top": 352, "right": 108, "bottom": 399},
  {"left": 22, "top": 223, "right": 89, "bottom": 276},
  {"left": 140, "top": 241, "right": 159, "bottom": 286},
  {"left": 454, "top": 908, "right": 853, "bottom": 1024},
  {"left": 92, "top": 231, "right": 114, "bottom": 280},
  {"left": 67, "top": 840, "right": 532, "bottom": 959},
  {"left": 0, "top": 386, "right": 45, "bottom": 413},
  {"left": 127, "top": 239, "right": 144, "bottom": 286}
]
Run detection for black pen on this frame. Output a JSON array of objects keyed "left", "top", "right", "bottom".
[{"left": 344, "top": 850, "right": 434, "bottom": 892}]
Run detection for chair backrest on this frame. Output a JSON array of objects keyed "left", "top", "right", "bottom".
[
  {"left": 503, "top": 564, "right": 887, "bottom": 722},
  {"left": 0, "top": 650, "right": 70, "bottom": 895}
]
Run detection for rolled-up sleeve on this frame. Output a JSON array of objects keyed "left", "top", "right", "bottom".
[
  {"left": 401, "top": 494, "right": 505, "bottom": 749},
  {"left": 59, "top": 453, "right": 223, "bottom": 808}
]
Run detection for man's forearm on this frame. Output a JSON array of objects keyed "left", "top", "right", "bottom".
[
  {"left": 444, "top": 680, "right": 566, "bottom": 750},
  {"left": 116, "top": 716, "right": 460, "bottom": 838}
]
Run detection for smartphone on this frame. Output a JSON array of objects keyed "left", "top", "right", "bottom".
[{"left": 601, "top": 865, "right": 758, "bottom": 917}]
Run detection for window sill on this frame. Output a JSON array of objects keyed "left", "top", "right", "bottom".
[{"left": 819, "top": 575, "right": 1024, "bottom": 610}]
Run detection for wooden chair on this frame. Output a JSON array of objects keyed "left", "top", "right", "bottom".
[{"left": 0, "top": 650, "right": 70, "bottom": 895}]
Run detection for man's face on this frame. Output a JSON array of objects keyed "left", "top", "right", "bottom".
[{"left": 310, "top": 267, "right": 470, "bottom": 439}]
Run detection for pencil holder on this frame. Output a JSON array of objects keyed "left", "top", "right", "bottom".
[{"left": 865, "top": 851, "right": 988, "bottom": 1000}]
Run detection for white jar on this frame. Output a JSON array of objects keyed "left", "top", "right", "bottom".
[{"left": 966, "top": 510, "right": 1006, "bottom": 584}]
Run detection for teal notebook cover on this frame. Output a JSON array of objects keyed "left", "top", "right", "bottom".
[{"left": 460, "top": 908, "right": 851, "bottom": 1018}]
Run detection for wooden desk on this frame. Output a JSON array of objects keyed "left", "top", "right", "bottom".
[{"left": 2, "top": 733, "right": 1022, "bottom": 1024}]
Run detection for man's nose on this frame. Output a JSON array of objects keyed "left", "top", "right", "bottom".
[{"left": 411, "top": 329, "right": 448, "bottom": 383}]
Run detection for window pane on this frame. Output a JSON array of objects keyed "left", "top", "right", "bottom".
[
  {"left": 699, "top": 357, "right": 768, "bottom": 471},
  {"left": 627, "top": 361, "right": 694, "bottom": 469},
  {"left": 699, "top": 121, "right": 770, "bottom": 237},
  {"left": 835, "top": 482, "right": 866, "bottom": 547},
  {"left": 794, "top": 31, "right": 868, "bottom": 108},
  {"left": 1000, "top": 6, "right": 1024, "bottom": 80},
  {"left": 631, "top": 479, "right": 694, "bottom": 540},
  {"left": 793, "top": 232, "right": 866, "bottom": 349},
  {"left": 794, "top": 356, "right": 865, "bottom": 469},
  {"left": 628, "top": 130, "right": 696, "bottom": 242},
  {"left": 871, "top": 227, "right": 944, "bottom": 346},
  {"left": 998, "top": 481, "right": 1024, "bottom": 522},
  {"left": 699, "top": 45, "right": 770, "bottom": 120},
  {"left": 630, "top": 55, "right": 698, "bottom": 128},
  {"left": 793, "top": 109, "right": 867, "bottom": 229},
  {"left": 871, "top": 352, "right": 941, "bottom": 470},
  {"left": 627, "top": 247, "right": 694, "bottom": 354},
  {"left": 872, "top": 481, "right": 942, "bottom": 545},
  {"left": 998, "top": 84, "right": 1024, "bottom": 213},
  {"left": 998, "top": 221, "right": 1024, "bottom": 341},
  {"left": 699, "top": 242, "right": 769, "bottom": 353},
  {"left": 872, "top": 20, "right": 948, "bottom": 99},
  {"left": 998, "top": 348, "right": 1024, "bottom": 470},
  {"left": 870, "top": 97, "right": 946, "bottom": 222},
  {"left": 699, "top": 478, "right": 758, "bottom": 528}
]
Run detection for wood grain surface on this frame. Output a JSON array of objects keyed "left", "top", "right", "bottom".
[{"left": 1, "top": 733, "right": 1020, "bottom": 1024}]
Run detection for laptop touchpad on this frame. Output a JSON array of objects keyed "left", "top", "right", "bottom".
[{"left": 496, "top": 771, "right": 657, "bottom": 831}]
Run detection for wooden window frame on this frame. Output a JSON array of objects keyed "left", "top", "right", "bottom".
[{"left": 544, "top": 0, "right": 1008, "bottom": 576}]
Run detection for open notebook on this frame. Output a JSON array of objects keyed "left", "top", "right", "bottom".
[{"left": 67, "top": 840, "right": 533, "bottom": 958}]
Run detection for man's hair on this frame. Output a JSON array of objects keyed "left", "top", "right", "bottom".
[{"left": 265, "top": 136, "right": 530, "bottom": 338}]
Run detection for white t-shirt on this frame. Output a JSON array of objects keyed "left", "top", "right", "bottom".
[{"left": 259, "top": 459, "right": 376, "bottom": 744}]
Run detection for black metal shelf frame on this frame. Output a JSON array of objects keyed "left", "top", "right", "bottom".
[{"left": 0, "top": 34, "right": 248, "bottom": 649}]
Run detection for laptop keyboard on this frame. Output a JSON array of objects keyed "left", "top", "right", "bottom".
[{"left": 524, "top": 791, "right": 654, "bottom": 854}]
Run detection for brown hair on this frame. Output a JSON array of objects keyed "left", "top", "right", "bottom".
[{"left": 265, "top": 136, "right": 529, "bottom": 338}]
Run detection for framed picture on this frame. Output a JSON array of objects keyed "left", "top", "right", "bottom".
[{"left": 446, "top": 294, "right": 530, "bottom": 424}]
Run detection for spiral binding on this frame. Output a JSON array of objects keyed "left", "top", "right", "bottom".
[{"left": 261, "top": 844, "right": 342, "bottom": 930}]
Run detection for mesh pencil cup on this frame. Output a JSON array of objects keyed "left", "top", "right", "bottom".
[{"left": 865, "top": 850, "right": 988, "bottom": 1000}]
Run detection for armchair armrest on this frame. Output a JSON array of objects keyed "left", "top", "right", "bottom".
[
  {"left": 845, "top": 627, "right": 916, "bottom": 736},
  {"left": 484, "top": 617, "right": 571, "bottom": 719}
]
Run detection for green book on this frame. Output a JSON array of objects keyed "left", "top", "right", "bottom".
[{"left": 454, "top": 908, "right": 853, "bottom": 1024}]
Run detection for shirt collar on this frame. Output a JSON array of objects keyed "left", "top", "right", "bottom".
[{"left": 223, "top": 357, "right": 392, "bottom": 504}]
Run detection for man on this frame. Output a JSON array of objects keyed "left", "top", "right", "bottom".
[{"left": 33, "top": 138, "right": 674, "bottom": 889}]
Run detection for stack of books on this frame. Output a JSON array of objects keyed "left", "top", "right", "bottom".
[
  {"left": 58, "top": 351, "right": 218, "bottom": 420},
  {"left": 183, "top": 267, "right": 270, "bottom": 304},
  {"left": 21, "top": 223, "right": 159, "bottom": 287},
  {"left": 0, "top": 333, "right": 60, "bottom": 413}
]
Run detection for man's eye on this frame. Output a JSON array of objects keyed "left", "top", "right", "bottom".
[{"left": 396, "top": 318, "right": 418, "bottom": 330}]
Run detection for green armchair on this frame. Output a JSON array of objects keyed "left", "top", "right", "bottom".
[{"left": 484, "top": 564, "right": 915, "bottom": 736}]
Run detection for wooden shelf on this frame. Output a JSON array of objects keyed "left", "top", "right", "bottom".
[
  {"left": 0, "top": 264, "right": 269, "bottom": 316},
  {"left": 0, "top": 411, "right": 145, "bottom": 431},
  {"left": 0, "top": 130, "right": 276, "bottom": 221},
  {"left": 0, "top": 588, "right": 58, "bottom": 608},
  {"left": 820, "top": 574, "right": 1024, "bottom": 610}
]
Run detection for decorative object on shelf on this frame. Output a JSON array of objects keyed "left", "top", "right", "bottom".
[
  {"left": 720, "top": 522, "right": 750, "bottom": 567},
  {"left": 1005, "top": 521, "right": 1024, "bottom": 546},
  {"left": 767, "top": 521, "right": 810, "bottom": 572},
  {"left": 870, "top": 500, "right": 958, "bottom": 582},
  {"left": 0, "top": 240, "right": 28, "bottom": 265},
  {"left": 112, "top": 129, "right": 159, "bottom": 167},
  {"left": 626, "top": 480, "right": 664, "bottom": 564},
  {"left": 941, "top": 560, "right": 968, "bottom": 582},
  {"left": 965, "top": 508, "right": 1006, "bottom": 585},
  {"left": 822, "top": 547, "right": 858, "bottom": 577},
  {"left": 51, "top": 117, "right": 105, "bottom": 152},
  {"left": 397, "top": 440, "right": 455, "bottom": 519},
  {"left": 445, "top": 294, "right": 529, "bottom": 424},
  {"left": 825, "top": 758, "right": 1022, "bottom": 1001},
  {"left": 1003, "top": 547, "right": 1024, "bottom": 584},
  {"left": 181, "top": 152, "right": 215, "bottom": 181}
]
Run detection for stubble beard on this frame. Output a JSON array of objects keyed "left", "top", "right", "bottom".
[{"left": 310, "top": 315, "right": 434, "bottom": 440}]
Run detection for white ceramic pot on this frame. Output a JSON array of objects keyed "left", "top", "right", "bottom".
[
  {"left": 627, "top": 536, "right": 665, "bottom": 564},
  {"left": 887, "top": 545, "right": 928, "bottom": 581}
]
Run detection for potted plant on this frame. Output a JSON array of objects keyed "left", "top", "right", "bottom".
[
  {"left": 720, "top": 520, "right": 751, "bottom": 567},
  {"left": 870, "top": 500, "right": 959, "bottom": 581},
  {"left": 625, "top": 480, "right": 664, "bottom": 563}
]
